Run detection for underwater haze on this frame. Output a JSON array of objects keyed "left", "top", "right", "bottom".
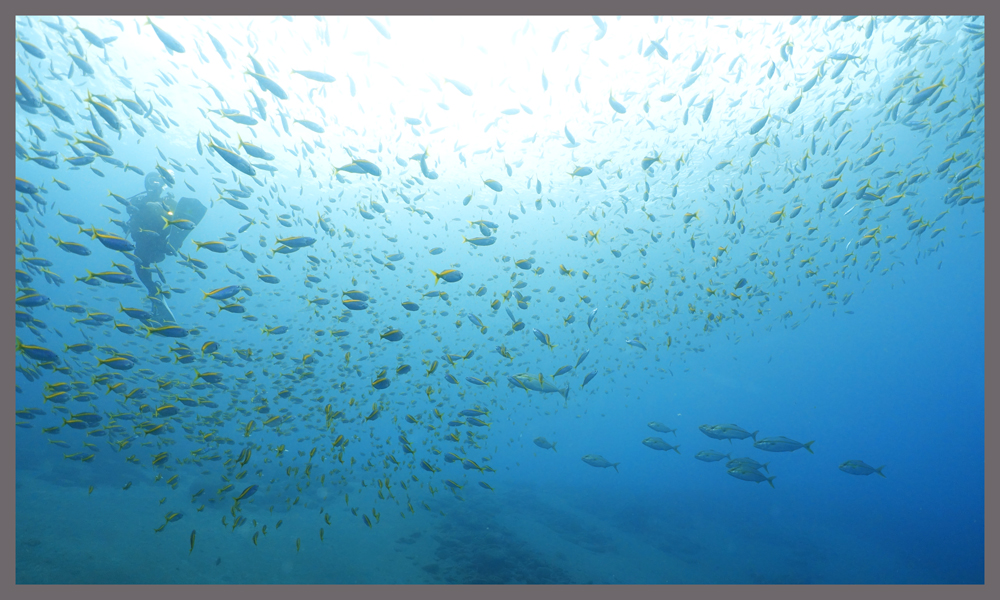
[{"left": 14, "top": 15, "right": 984, "bottom": 584}]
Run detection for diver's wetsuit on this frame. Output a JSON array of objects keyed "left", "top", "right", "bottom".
[
  {"left": 126, "top": 186, "right": 175, "bottom": 322},
  {"left": 125, "top": 172, "right": 207, "bottom": 324}
]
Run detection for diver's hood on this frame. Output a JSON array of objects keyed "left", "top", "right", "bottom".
[{"left": 145, "top": 171, "right": 166, "bottom": 195}]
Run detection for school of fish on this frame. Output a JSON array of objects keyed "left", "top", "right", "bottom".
[{"left": 15, "top": 15, "right": 983, "bottom": 556}]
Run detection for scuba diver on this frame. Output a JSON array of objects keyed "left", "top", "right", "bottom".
[{"left": 125, "top": 171, "right": 208, "bottom": 324}]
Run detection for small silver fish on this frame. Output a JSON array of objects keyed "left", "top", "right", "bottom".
[
  {"left": 533, "top": 437, "right": 557, "bottom": 452},
  {"left": 582, "top": 454, "right": 620, "bottom": 472},
  {"left": 839, "top": 460, "right": 885, "bottom": 477},
  {"left": 648, "top": 422, "right": 677, "bottom": 436}
]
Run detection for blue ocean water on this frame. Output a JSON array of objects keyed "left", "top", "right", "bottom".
[{"left": 15, "top": 15, "right": 984, "bottom": 584}]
